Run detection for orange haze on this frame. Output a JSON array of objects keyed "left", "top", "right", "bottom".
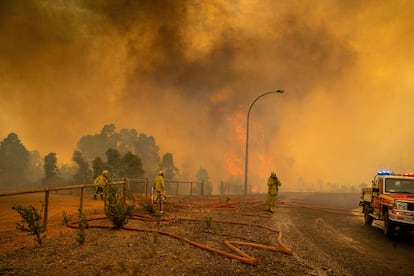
[{"left": 1, "top": 0, "right": 414, "bottom": 192}]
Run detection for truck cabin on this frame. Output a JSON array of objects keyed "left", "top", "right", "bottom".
[{"left": 373, "top": 171, "right": 414, "bottom": 194}]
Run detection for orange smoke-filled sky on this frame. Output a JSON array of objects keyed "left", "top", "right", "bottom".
[{"left": 1, "top": 0, "right": 414, "bottom": 192}]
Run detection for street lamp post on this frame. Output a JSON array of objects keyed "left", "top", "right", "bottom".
[{"left": 244, "top": 90, "right": 284, "bottom": 200}]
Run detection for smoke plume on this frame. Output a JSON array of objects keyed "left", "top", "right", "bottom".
[{"left": 1, "top": 0, "right": 414, "bottom": 192}]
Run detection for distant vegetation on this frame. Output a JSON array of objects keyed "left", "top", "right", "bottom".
[
  {"left": 0, "top": 124, "right": 186, "bottom": 191},
  {"left": 1, "top": 124, "right": 359, "bottom": 194}
]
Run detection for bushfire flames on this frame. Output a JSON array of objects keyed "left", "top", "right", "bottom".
[{"left": 224, "top": 109, "right": 277, "bottom": 193}]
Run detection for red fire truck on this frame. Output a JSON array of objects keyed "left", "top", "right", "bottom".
[{"left": 360, "top": 170, "right": 414, "bottom": 238}]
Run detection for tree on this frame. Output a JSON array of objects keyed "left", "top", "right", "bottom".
[
  {"left": 72, "top": 150, "right": 92, "bottom": 184},
  {"left": 159, "top": 153, "right": 179, "bottom": 193},
  {"left": 26, "top": 151, "right": 44, "bottom": 188},
  {"left": 76, "top": 124, "right": 162, "bottom": 179},
  {"left": 43, "top": 152, "right": 62, "bottom": 187},
  {"left": 106, "top": 148, "right": 121, "bottom": 178},
  {"left": 77, "top": 124, "right": 117, "bottom": 161},
  {"left": 0, "top": 133, "right": 29, "bottom": 189},
  {"left": 117, "top": 128, "right": 138, "bottom": 155},
  {"left": 120, "top": 152, "right": 144, "bottom": 178},
  {"left": 134, "top": 134, "right": 160, "bottom": 178},
  {"left": 196, "top": 167, "right": 212, "bottom": 195},
  {"left": 159, "top": 153, "right": 179, "bottom": 180},
  {"left": 92, "top": 157, "right": 107, "bottom": 178}
]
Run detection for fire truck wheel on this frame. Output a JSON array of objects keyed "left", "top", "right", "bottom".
[
  {"left": 384, "top": 210, "right": 395, "bottom": 238},
  {"left": 363, "top": 204, "right": 373, "bottom": 225}
]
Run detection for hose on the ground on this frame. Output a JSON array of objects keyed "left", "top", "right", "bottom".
[
  {"left": 67, "top": 198, "right": 360, "bottom": 265},
  {"left": 67, "top": 202, "right": 293, "bottom": 265}
]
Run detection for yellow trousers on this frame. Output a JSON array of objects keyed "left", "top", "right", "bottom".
[{"left": 266, "top": 193, "right": 277, "bottom": 212}]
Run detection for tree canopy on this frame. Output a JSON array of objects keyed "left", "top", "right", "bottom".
[
  {"left": 43, "top": 152, "right": 64, "bottom": 187},
  {"left": 72, "top": 150, "right": 92, "bottom": 184},
  {"left": 91, "top": 148, "right": 144, "bottom": 180},
  {"left": 160, "top": 152, "right": 179, "bottom": 180},
  {"left": 0, "top": 133, "right": 29, "bottom": 189},
  {"left": 77, "top": 124, "right": 161, "bottom": 178},
  {"left": 196, "top": 167, "right": 212, "bottom": 195},
  {"left": 0, "top": 124, "right": 204, "bottom": 191}
]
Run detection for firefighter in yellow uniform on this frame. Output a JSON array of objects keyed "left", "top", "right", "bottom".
[
  {"left": 153, "top": 170, "right": 167, "bottom": 212},
  {"left": 94, "top": 170, "right": 109, "bottom": 200},
  {"left": 154, "top": 170, "right": 166, "bottom": 196},
  {"left": 266, "top": 171, "right": 281, "bottom": 213}
]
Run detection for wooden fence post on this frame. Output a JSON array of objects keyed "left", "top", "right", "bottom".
[
  {"left": 123, "top": 178, "right": 127, "bottom": 202},
  {"left": 79, "top": 186, "right": 84, "bottom": 218},
  {"left": 145, "top": 178, "right": 148, "bottom": 200},
  {"left": 43, "top": 190, "right": 49, "bottom": 231},
  {"left": 104, "top": 184, "right": 107, "bottom": 212},
  {"left": 176, "top": 181, "right": 179, "bottom": 196}
]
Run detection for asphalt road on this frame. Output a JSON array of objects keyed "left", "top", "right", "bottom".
[{"left": 276, "top": 192, "right": 414, "bottom": 275}]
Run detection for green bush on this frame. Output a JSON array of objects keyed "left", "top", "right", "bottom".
[
  {"left": 12, "top": 202, "right": 46, "bottom": 245},
  {"left": 76, "top": 208, "right": 89, "bottom": 244},
  {"left": 61, "top": 211, "right": 70, "bottom": 226},
  {"left": 105, "top": 185, "right": 134, "bottom": 229}
]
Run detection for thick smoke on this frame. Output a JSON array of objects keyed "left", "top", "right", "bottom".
[{"left": 1, "top": 0, "right": 414, "bottom": 192}]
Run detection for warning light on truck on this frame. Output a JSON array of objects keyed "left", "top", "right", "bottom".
[{"left": 377, "top": 170, "right": 392, "bottom": 175}]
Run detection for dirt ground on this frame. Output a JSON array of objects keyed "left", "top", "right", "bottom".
[{"left": 0, "top": 191, "right": 318, "bottom": 275}]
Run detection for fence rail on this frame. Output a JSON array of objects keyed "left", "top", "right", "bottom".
[{"left": 0, "top": 179, "right": 203, "bottom": 231}]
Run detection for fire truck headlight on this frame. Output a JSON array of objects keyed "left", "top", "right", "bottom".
[{"left": 394, "top": 201, "right": 408, "bottom": 210}]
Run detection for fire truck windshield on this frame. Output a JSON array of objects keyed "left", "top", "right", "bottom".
[{"left": 385, "top": 178, "right": 414, "bottom": 194}]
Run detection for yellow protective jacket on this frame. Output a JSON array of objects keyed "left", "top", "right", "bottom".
[
  {"left": 154, "top": 175, "right": 166, "bottom": 192},
  {"left": 267, "top": 177, "right": 281, "bottom": 196},
  {"left": 94, "top": 174, "right": 109, "bottom": 186}
]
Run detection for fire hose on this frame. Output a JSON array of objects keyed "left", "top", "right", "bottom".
[
  {"left": 67, "top": 198, "right": 360, "bottom": 265},
  {"left": 68, "top": 212, "right": 292, "bottom": 266},
  {"left": 123, "top": 219, "right": 293, "bottom": 266}
]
